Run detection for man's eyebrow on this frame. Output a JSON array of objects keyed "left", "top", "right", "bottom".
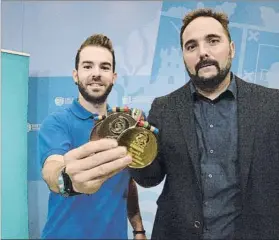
[
  {"left": 81, "top": 61, "right": 111, "bottom": 66},
  {"left": 81, "top": 61, "right": 93, "bottom": 65},
  {"left": 184, "top": 39, "right": 196, "bottom": 47},
  {"left": 101, "top": 62, "right": 112, "bottom": 66},
  {"left": 205, "top": 34, "right": 221, "bottom": 39},
  {"left": 184, "top": 34, "right": 222, "bottom": 48}
]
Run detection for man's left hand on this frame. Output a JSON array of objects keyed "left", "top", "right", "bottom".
[{"left": 134, "top": 233, "right": 147, "bottom": 240}]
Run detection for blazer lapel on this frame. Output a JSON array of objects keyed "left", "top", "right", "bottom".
[
  {"left": 236, "top": 78, "right": 257, "bottom": 196},
  {"left": 176, "top": 84, "right": 202, "bottom": 191}
]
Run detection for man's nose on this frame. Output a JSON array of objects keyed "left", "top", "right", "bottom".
[
  {"left": 91, "top": 66, "right": 100, "bottom": 78},
  {"left": 198, "top": 44, "right": 210, "bottom": 59}
]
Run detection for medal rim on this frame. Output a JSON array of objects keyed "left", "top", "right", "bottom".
[{"left": 89, "top": 120, "right": 103, "bottom": 141}]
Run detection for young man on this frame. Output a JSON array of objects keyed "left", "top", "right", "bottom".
[
  {"left": 39, "top": 34, "right": 146, "bottom": 239},
  {"left": 130, "top": 8, "right": 279, "bottom": 240}
]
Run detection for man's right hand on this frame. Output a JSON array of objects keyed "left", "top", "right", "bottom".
[{"left": 64, "top": 138, "right": 132, "bottom": 194}]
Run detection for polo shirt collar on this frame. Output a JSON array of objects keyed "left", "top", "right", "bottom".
[{"left": 70, "top": 98, "right": 110, "bottom": 120}]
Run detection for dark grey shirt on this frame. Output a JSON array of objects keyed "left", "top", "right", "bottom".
[{"left": 190, "top": 74, "right": 242, "bottom": 239}]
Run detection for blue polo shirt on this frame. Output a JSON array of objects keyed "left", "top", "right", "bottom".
[{"left": 38, "top": 99, "right": 131, "bottom": 239}]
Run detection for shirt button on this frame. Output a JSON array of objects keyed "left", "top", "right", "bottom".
[
  {"left": 210, "top": 149, "right": 214, "bottom": 154},
  {"left": 208, "top": 174, "right": 213, "bottom": 178},
  {"left": 194, "top": 221, "right": 201, "bottom": 228},
  {"left": 209, "top": 124, "right": 214, "bottom": 128}
]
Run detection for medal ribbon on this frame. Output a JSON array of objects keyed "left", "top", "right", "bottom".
[{"left": 137, "top": 120, "right": 159, "bottom": 135}]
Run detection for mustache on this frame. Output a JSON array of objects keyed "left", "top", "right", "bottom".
[
  {"left": 195, "top": 59, "right": 219, "bottom": 72},
  {"left": 91, "top": 76, "right": 101, "bottom": 82},
  {"left": 88, "top": 76, "right": 104, "bottom": 85}
]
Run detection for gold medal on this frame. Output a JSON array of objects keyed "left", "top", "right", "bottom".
[
  {"left": 98, "top": 112, "right": 137, "bottom": 139},
  {"left": 117, "top": 126, "right": 158, "bottom": 168},
  {"left": 89, "top": 120, "right": 103, "bottom": 141}
]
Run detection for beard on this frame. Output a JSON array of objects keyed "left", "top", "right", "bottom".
[
  {"left": 186, "top": 55, "right": 232, "bottom": 92},
  {"left": 77, "top": 77, "right": 113, "bottom": 104}
]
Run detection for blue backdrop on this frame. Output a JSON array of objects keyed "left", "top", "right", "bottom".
[
  {"left": 2, "top": 1, "right": 279, "bottom": 238},
  {"left": 1, "top": 50, "right": 29, "bottom": 239}
]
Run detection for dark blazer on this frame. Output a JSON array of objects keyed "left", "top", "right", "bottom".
[{"left": 130, "top": 76, "right": 279, "bottom": 240}]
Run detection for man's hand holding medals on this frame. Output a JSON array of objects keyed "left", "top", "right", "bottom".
[{"left": 89, "top": 107, "right": 159, "bottom": 168}]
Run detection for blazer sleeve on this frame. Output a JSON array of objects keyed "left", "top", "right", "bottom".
[{"left": 129, "top": 97, "right": 166, "bottom": 187}]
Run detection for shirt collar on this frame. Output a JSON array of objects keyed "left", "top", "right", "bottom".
[
  {"left": 70, "top": 98, "right": 110, "bottom": 120},
  {"left": 189, "top": 72, "right": 237, "bottom": 101}
]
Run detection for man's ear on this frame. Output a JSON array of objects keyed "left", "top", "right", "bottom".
[
  {"left": 72, "top": 69, "right": 78, "bottom": 85},
  {"left": 112, "top": 72, "right": 117, "bottom": 84},
  {"left": 230, "top": 41, "right": 235, "bottom": 59}
]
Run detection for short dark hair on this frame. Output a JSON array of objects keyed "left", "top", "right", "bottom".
[
  {"left": 180, "top": 8, "right": 231, "bottom": 49},
  {"left": 75, "top": 34, "right": 116, "bottom": 72}
]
